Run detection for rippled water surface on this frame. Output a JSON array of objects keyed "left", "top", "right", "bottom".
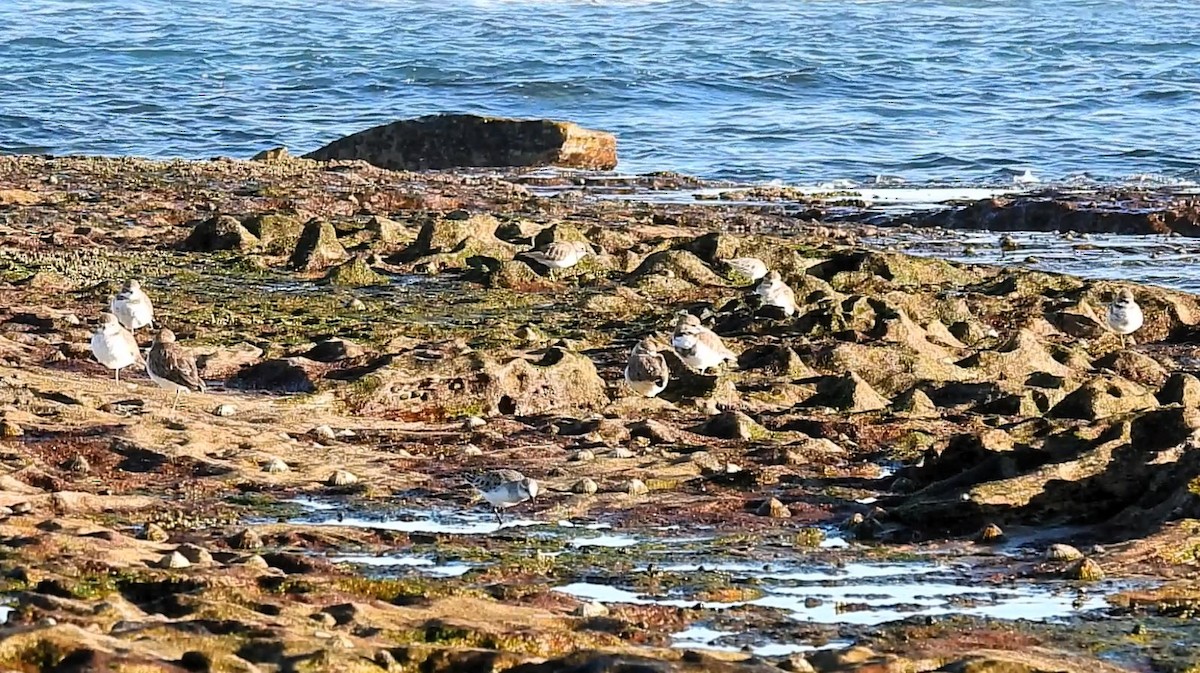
[{"left": 3, "top": 1, "right": 1200, "bottom": 184}]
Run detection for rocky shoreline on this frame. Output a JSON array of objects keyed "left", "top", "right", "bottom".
[{"left": 1, "top": 154, "right": 1200, "bottom": 672}]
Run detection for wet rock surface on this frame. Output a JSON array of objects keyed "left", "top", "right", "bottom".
[{"left": 0, "top": 155, "right": 1197, "bottom": 672}]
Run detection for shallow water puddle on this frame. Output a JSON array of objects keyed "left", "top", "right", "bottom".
[{"left": 333, "top": 554, "right": 473, "bottom": 577}]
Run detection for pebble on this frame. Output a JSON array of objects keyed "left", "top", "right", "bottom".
[
  {"left": 212, "top": 404, "right": 237, "bottom": 417},
  {"left": 0, "top": 506, "right": 13, "bottom": 518},
  {"left": 1067, "top": 557, "right": 1105, "bottom": 581},
  {"left": 159, "top": 551, "right": 192, "bottom": 569},
  {"left": 571, "top": 449, "right": 596, "bottom": 462},
  {"left": 228, "top": 528, "right": 263, "bottom": 550},
  {"left": 757, "top": 497, "right": 792, "bottom": 519},
  {"left": 311, "top": 425, "right": 337, "bottom": 442},
  {"left": 140, "top": 522, "right": 169, "bottom": 543},
  {"left": 463, "top": 416, "right": 487, "bottom": 430},
  {"left": 176, "top": 543, "right": 214, "bottom": 565},
  {"left": 975, "top": 523, "right": 1005, "bottom": 543},
  {"left": 328, "top": 470, "right": 359, "bottom": 487},
  {"left": 1045, "top": 543, "right": 1084, "bottom": 562},
  {"left": 609, "top": 447, "right": 635, "bottom": 459},
  {"left": 262, "top": 457, "right": 290, "bottom": 474},
  {"left": 571, "top": 478, "right": 599, "bottom": 495},
  {"left": 573, "top": 601, "right": 610, "bottom": 618},
  {"left": 625, "top": 479, "right": 649, "bottom": 496},
  {"left": 0, "top": 419, "right": 23, "bottom": 438},
  {"left": 241, "top": 555, "right": 270, "bottom": 570},
  {"left": 66, "top": 454, "right": 90, "bottom": 474},
  {"left": 461, "top": 444, "right": 483, "bottom": 457}
]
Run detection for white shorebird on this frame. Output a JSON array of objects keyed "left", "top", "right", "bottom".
[
  {"left": 1106, "top": 288, "right": 1144, "bottom": 348},
  {"left": 146, "top": 328, "right": 205, "bottom": 412},
  {"left": 671, "top": 313, "right": 737, "bottom": 374},
  {"left": 754, "top": 270, "right": 798, "bottom": 316},
  {"left": 467, "top": 469, "right": 539, "bottom": 524},
  {"left": 518, "top": 241, "right": 591, "bottom": 277},
  {"left": 90, "top": 312, "right": 141, "bottom": 382},
  {"left": 723, "top": 257, "right": 768, "bottom": 282},
  {"left": 625, "top": 338, "right": 670, "bottom": 398},
  {"left": 111, "top": 280, "right": 154, "bottom": 331}
]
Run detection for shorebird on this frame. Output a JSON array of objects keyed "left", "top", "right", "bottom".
[
  {"left": 625, "top": 338, "right": 670, "bottom": 397},
  {"left": 518, "top": 241, "right": 591, "bottom": 278},
  {"left": 1106, "top": 288, "right": 1144, "bottom": 348},
  {"left": 467, "top": 469, "right": 539, "bottom": 524},
  {"left": 671, "top": 313, "right": 737, "bottom": 374},
  {"left": 146, "top": 328, "right": 205, "bottom": 412},
  {"left": 90, "top": 312, "right": 141, "bottom": 382},
  {"left": 723, "top": 257, "right": 768, "bottom": 282},
  {"left": 755, "top": 270, "right": 798, "bottom": 316},
  {"left": 111, "top": 280, "right": 154, "bottom": 331}
]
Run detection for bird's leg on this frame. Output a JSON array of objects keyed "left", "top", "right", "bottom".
[
  {"left": 494, "top": 508, "right": 504, "bottom": 526},
  {"left": 1120, "top": 334, "right": 1127, "bottom": 350},
  {"left": 171, "top": 389, "right": 181, "bottom": 413},
  {"left": 114, "top": 368, "right": 120, "bottom": 383}
]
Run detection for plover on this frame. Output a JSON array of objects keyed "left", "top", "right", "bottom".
[
  {"left": 625, "top": 338, "right": 670, "bottom": 397},
  {"left": 467, "top": 469, "right": 539, "bottom": 524},
  {"left": 723, "top": 257, "right": 769, "bottom": 282},
  {"left": 90, "top": 312, "right": 141, "bottom": 382},
  {"left": 754, "top": 270, "right": 798, "bottom": 316},
  {"left": 518, "top": 241, "right": 591, "bottom": 277},
  {"left": 146, "top": 328, "right": 205, "bottom": 412},
  {"left": 1106, "top": 288, "right": 1143, "bottom": 348},
  {"left": 111, "top": 280, "right": 154, "bottom": 331},
  {"left": 671, "top": 313, "right": 737, "bottom": 374}
]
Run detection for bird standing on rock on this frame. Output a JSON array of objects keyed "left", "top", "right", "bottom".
[
  {"left": 723, "top": 257, "right": 768, "bottom": 282},
  {"left": 1106, "top": 288, "right": 1143, "bottom": 348},
  {"left": 467, "top": 469, "right": 539, "bottom": 525},
  {"left": 146, "top": 328, "right": 205, "bottom": 412},
  {"left": 755, "top": 270, "right": 798, "bottom": 316},
  {"left": 625, "top": 338, "right": 670, "bottom": 397},
  {"left": 671, "top": 313, "right": 737, "bottom": 374},
  {"left": 90, "top": 312, "right": 141, "bottom": 382},
  {"left": 111, "top": 280, "right": 154, "bottom": 331},
  {"left": 518, "top": 241, "right": 591, "bottom": 278}
]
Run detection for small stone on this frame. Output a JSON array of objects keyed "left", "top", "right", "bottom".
[
  {"left": 212, "top": 404, "right": 237, "bottom": 417},
  {"left": 176, "top": 543, "right": 214, "bottom": 565},
  {"left": 461, "top": 444, "right": 483, "bottom": 457},
  {"left": 328, "top": 470, "right": 359, "bottom": 487},
  {"left": 140, "top": 522, "right": 169, "bottom": 543},
  {"left": 975, "top": 523, "right": 1005, "bottom": 543},
  {"left": 757, "top": 497, "right": 792, "bottom": 519},
  {"left": 0, "top": 419, "right": 23, "bottom": 438},
  {"left": 311, "top": 425, "right": 337, "bottom": 442},
  {"left": 241, "top": 555, "right": 270, "bottom": 570},
  {"left": 625, "top": 479, "right": 649, "bottom": 496},
  {"left": 66, "top": 454, "right": 90, "bottom": 474},
  {"left": 375, "top": 649, "right": 399, "bottom": 671},
  {"left": 0, "top": 506, "right": 13, "bottom": 518},
  {"left": 1067, "top": 558, "right": 1105, "bottom": 581},
  {"left": 1045, "top": 543, "right": 1084, "bottom": 562},
  {"left": 262, "top": 458, "right": 290, "bottom": 474},
  {"left": 779, "top": 654, "right": 817, "bottom": 673},
  {"left": 690, "top": 451, "right": 723, "bottom": 474},
  {"left": 571, "top": 449, "right": 596, "bottom": 462},
  {"left": 573, "top": 601, "right": 610, "bottom": 618},
  {"left": 159, "top": 551, "right": 191, "bottom": 569},
  {"left": 609, "top": 447, "right": 635, "bottom": 459},
  {"left": 725, "top": 462, "right": 742, "bottom": 473},
  {"left": 571, "top": 478, "right": 599, "bottom": 495},
  {"left": 11, "top": 501, "right": 31, "bottom": 515},
  {"left": 347, "top": 298, "right": 367, "bottom": 311},
  {"left": 228, "top": 528, "right": 263, "bottom": 550},
  {"left": 310, "top": 611, "right": 337, "bottom": 628},
  {"left": 463, "top": 416, "right": 487, "bottom": 430}
]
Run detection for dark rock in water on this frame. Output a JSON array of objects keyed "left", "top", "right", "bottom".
[
  {"left": 289, "top": 219, "right": 347, "bottom": 271},
  {"left": 301, "top": 338, "right": 366, "bottom": 363},
  {"left": 325, "top": 255, "right": 386, "bottom": 287},
  {"left": 304, "top": 114, "right": 618, "bottom": 171},
  {"left": 181, "top": 214, "right": 259, "bottom": 252},
  {"left": 227, "top": 357, "right": 323, "bottom": 393},
  {"left": 693, "top": 410, "right": 768, "bottom": 440}
]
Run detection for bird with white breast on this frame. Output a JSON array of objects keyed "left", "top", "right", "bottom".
[
  {"left": 518, "top": 241, "right": 591, "bottom": 278},
  {"left": 755, "top": 270, "right": 798, "bottom": 316},
  {"left": 671, "top": 313, "right": 737, "bottom": 374},
  {"left": 111, "top": 280, "right": 154, "bottom": 332},
  {"left": 90, "top": 312, "right": 141, "bottom": 383},
  {"left": 1106, "top": 288, "right": 1143, "bottom": 348},
  {"left": 625, "top": 338, "right": 670, "bottom": 398},
  {"left": 468, "top": 469, "right": 539, "bottom": 525}
]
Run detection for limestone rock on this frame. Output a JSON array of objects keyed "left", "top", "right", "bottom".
[
  {"left": 625, "top": 479, "right": 649, "bottom": 496},
  {"left": 1067, "top": 557, "right": 1105, "bottom": 581},
  {"left": 1157, "top": 372, "right": 1200, "bottom": 406},
  {"left": 1048, "top": 375, "right": 1158, "bottom": 420},
  {"left": 478, "top": 347, "right": 608, "bottom": 416},
  {"left": 1094, "top": 350, "right": 1168, "bottom": 387},
  {"left": 325, "top": 255, "right": 387, "bottom": 287},
  {"left": 158, "top": 551, "right": 191, "bottom": 569},
  {"left": 181, "top": 214, "right": 259, "bottom": 252},
  {"left": 892, "top": 387, "right": 938, "bottom": 417},
  {"left": 194, "top": 342, "right": 264, "bottom": 379},
  {"left": 289, "top": 219, "right": 348, "bottom": 271},
  {"left": 757, "top": 497, "right": 792, "bottom": 518},
  {"left": 487, "top": 259, "right": 543, "bottom": 289},
  {"left": 244, "top": 212, "right": 306, "bottom": 254},
  {"left": 328, "top": 470, "right": 359, "bottom": 487},
  {"left": 301, "top": 338, "right": 366, "bottom": 363},
  {"left": 1046, "top": 544, "right": 1084, "bottom": 561},
  {"left": 226, "top": 357, "right": 322, "bottom": 393},
  {"left": 626, "top": 250, "right": 727, "bottom": 288},
  {"left": 805, "top": 372, "right": 890, "bottom": 412},
  {"left": 366, "top": 215, "right": 412, "bottom": 247},
  {"left": 571, "top": 478, "right": 599, "bottom": 495},
  {"left": 304, "top": 114, "right": 617, "bottom": 170},
  {"left": 399, "top": 211, "right": 516, "bottom": 267},
  {"left": 693, "top": 410, "right": 768, "bottom": 440},
  {"left": 251, "top": 146, "right": 289, "bottom": 162}
]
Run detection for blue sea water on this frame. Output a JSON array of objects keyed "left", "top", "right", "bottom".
[{"left": 2, "top": 0, "right": 1199, "bottom": 186}]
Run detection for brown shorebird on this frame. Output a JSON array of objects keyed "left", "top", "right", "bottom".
[
  {"left": 467, "top": 469, "right": 539, "bottom": 524},
  {"left": 671, "top": 313, "right": 737, "bottom": 374},
  {"left": 755, "top": 270, "right": 798, "bottom": 316},
  {"left": 624, "top": 338, "right": 670, "bottom": 397},
  {"left": 518, "top": 241, "right": 591, "bottom": 278},
  {"left": 146, "top": 328, "right": 205, "bottom": 412}
]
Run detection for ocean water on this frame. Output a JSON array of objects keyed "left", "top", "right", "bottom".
[{"left": 2, "top": 0, "right": 1200, "bottom": 186}]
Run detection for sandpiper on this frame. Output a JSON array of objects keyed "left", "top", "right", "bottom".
[
  {"left": 90, "top": 312, "right": 141, "bottom": 382},
  {"left": 146, "top": 328, "right": 205, "bottom": 412},
  {"left": 671, "top": 313, "right": 737, "bottom": 374},
  {"left": 467, "top": 469, "right": 539, "bottom": 524},
  {"left": 755, "top": 270, "right": 798, "bottom": 316},
  {"left": 723, "top": 257, "right": 769, "bottom": 282},
  {"left": 518, "top": 241, "right": 591, "bottom": 278},
  {"left": 1106, "top": 288, "right": 1143, "bottom": 348},
  {"left": 111, "top": 280, "right": 154, "bottom": 331},
  {"left": 625, "top": 338, "right": 670, "bottom": 398}
]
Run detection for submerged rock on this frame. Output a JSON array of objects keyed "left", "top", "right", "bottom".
[
  {"left": 304, "top": 113, "right": 618, "bottom": 170},
  {"left": 325, "top": 255, "right": 387, "bottom": 287}
]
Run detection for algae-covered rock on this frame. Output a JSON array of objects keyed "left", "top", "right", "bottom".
[
  {"left": 892, "top": 387, "right": 938, "bottom": 417},
  {"left": 304, "top": 113, "right": 618, "bottom": 170},
  {"left": 181, "top": 214, "right": 259, "bottom": 252},
  {"left": 399, "top": 211, "right": 516, "bottom": 267},
  {"left": 626, "top": 250, "right": 727, "bottom": 288},
  {"left": 226, "top": 357, "right": 323, "bottom": 393},
  {"left": 1095, "top": 350, "right": 1169, "bottom": 387},
  {"left": 487, "top": 259, "right": 544, "bottom": 289},
  {"left": 1158, "top": 372, "right": 1200, "bottom": 407},
  {"left": 244, "top": 212, "right": 306, "bottom": 254},
  {"left": 1048, "top": 375, "right": 1158, "bottom": 420},
  {"left": 366, "top": 215, "right": 412, "bottom": 247},
  {"left": 325, "top": 255, "right": 387, "bottom": 287},
  {"left": 693, "top": 410, "right": 768, "bottom": 440},
  {"left": 289, "top": 219, "right": 348, "bottom": 271},
  {"left": 804, "top": 372, "right": 890, "bottom": 412},
  {"left": 480, "top": 347, "right": 608, "bottom": 416},
  {"left": 533, "top": 222, "right": 591, "bottom": 248}
]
